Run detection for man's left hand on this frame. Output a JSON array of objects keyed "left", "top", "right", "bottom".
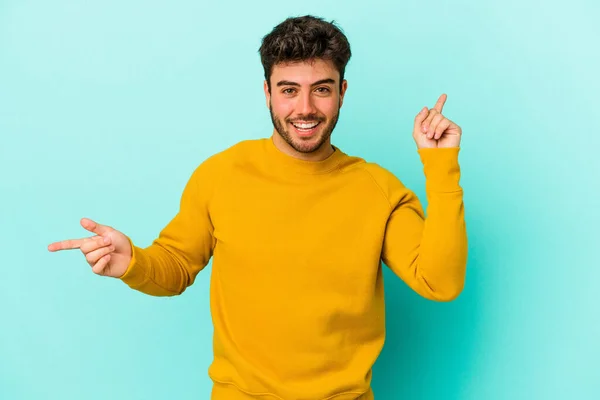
[{"left": 413, "top": 94, "right": 462, "bottom": 149}]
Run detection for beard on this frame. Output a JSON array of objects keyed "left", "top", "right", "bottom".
[{"left": 269, "top": 101, "right": 340, "bottom": 154}]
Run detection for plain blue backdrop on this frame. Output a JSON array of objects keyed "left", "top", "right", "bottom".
[{"left": 1, "top": 1, "right": 598, "bottom": 399}]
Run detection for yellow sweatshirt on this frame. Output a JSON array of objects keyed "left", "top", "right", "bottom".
[{"left": 120, "top": 136, "right": 468, "bottom": 400}]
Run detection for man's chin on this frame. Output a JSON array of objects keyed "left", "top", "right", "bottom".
[{"left": 289, "top": 137, "right": 326, "bottom": 153}]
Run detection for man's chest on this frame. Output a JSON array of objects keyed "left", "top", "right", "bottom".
[{"left": 207, "top": 175, "right": 390, "bottom": 289}]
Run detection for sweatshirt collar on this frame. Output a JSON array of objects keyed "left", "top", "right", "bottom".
[{"left": 264, "top": 136, "right": 344, "bottom": 175}]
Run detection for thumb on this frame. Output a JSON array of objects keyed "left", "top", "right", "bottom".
[
  {"left": 80, "top": 218, "right": 112, "bottom": 236},
  {"left": 414, "top": 107, "right": 428, "bottom": 131}
]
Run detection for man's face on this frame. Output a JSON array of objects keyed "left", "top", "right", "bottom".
[{"left": 264, "top": 59, "right": 347, "bottom": 156}]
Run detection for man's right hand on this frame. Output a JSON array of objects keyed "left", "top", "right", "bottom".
[{"left": 48, "top": 218, "right": 133, "bottom": 278}]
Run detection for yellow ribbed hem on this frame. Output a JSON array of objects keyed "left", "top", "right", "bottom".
[
  {"left": 118, "top": 236, "right": 147, "bottom": 288},
  {"left": 417, "top": 147, "right": 462, "bottom": 192},
  {"left": 210, "top": 380, "right": 373, "bottom": 400}
]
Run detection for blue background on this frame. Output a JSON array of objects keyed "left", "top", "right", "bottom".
[{"left": 1, "top": 1, "right": 598, "bottom": 399}]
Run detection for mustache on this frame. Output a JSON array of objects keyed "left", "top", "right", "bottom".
[{"left": 288, "top": 117, "right": 324, "bottom": 123}]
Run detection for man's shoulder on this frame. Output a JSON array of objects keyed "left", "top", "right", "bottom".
[
  {"left": 335, "top": 154, "right": 413, "bottom": 207},
  {"left": 218, "top": 137, "right": 264, "bottom": 154},
  {"left": 343, "top": 156, "right": 407, "bottom": 191},
  {"left": 196, "top": 138, "right": 264, "bottom": 169}
]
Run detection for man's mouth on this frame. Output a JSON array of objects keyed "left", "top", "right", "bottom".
[{"left": 290, "top": 121, "right": 321, "bottom": 136}]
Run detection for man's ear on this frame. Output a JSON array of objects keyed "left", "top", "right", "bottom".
[
  {"left": 339, "top": 79, "right": 348, "bottom": 108},
  {"left": 264, "top": 80, "right": 271, "bottom": 108}
]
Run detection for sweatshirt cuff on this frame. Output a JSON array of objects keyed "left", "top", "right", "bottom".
[
  {"left": 417, "top": 147, "right": 462, "bottom": 192},
  {"left": 119, "top": 236, "right": 149, "bottom": 288}
]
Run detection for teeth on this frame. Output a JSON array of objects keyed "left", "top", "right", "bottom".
[{"left": 293, "top": 122, "right": 319, "bottom": 129}]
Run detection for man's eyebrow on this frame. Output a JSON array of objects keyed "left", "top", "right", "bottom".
[{"left": 276, "top": 78, "right": 336, "bottom": 87}]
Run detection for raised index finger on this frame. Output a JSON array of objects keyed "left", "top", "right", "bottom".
[
  {"left": 433, "top": 93, "right": 447, "bottom": 113},
  {"left": 48, "top": 238, "right": 86, "bottom": 252}
]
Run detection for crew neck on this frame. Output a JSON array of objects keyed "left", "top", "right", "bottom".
[{"left": 263, "top": 136, "right": 345, "bottom": 175}]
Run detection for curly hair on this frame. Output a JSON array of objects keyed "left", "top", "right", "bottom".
[{"left": 258, "top": 15, "right": 352, "bottom": 93}]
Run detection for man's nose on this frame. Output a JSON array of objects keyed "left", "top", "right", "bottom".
[{"left": 296, "top": 92, "right": 317, "bottom": 117}]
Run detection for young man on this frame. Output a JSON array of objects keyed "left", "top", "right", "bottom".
[{"left": 48, "top": 15, "right": 467, "bottom": 400}]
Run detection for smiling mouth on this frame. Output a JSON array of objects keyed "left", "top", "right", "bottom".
[{"left": 290, "top": 121, "right": 321, "bottom": 136}]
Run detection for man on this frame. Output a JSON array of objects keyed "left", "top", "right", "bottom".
[{"left": 48, "top": 15, "right": 467, "bottom": 400}]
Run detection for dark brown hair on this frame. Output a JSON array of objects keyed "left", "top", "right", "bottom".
[{"left": 258, "top": 15, "right": 352, "bottom": 93}]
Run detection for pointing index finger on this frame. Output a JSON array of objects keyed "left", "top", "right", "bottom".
[
  {"left": 433, "top": 93, "right": 447, "bottom": 113},
  {"left": 48, "top": 238, "right": 86, "bottom": 252}
]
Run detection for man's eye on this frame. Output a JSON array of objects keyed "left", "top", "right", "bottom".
[
  {"left": 316, "top": 87, "right": 330, "bottom": 93},
  {"left": 283, "top": 88, "right": 296, "bottom": 94}
]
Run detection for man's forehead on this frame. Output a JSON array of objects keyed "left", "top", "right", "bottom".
[{"left": 271, "top": 59, "right": 339, "bottom": 83}]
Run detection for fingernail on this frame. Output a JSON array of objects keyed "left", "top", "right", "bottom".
[{"left": 422, "top": 125, "right": 427, "bottom": 133}]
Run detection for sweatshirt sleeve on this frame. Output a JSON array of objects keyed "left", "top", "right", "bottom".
[
  {"left": 380, "top": 147, "right": 468, "bottom": 301},
  {"left": 118, "top": 155, "right": 220, "bottom": 296}
]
